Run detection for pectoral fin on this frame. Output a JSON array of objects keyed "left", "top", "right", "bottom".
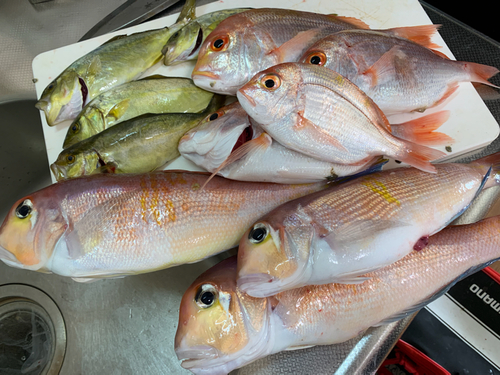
[
  {"left": 107, "top": 99, "right": 131, "bottom": 122},
  {"left": 201, "top": 133, "right": 272, "bottom": 189},
  {"left": 296, "top": 112, "right": 348, "bottom": 153},
  {"left": 270, "top": 29, "right": 322, "bottom": 62},
  {"left": 362, "top": 46, "right": 401, "bottom": 87},
  {"left": 85, "top": 55, "right": 102, "bottom": 87}
]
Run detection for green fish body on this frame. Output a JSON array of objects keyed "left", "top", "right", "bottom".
[
  {"left": 35, "top": 0, "right": 197, "bottom": 126},
  {"left": 63, "top": 76, "right": 214, "bottom": 148},
  {"left": 52, "top": 95, "right": 225, "bottom": 180},
  {"left": 162, "top": 8, "right": 252, "bottom": 65}
]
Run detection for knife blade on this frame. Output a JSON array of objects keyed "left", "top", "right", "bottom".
[{"left": 79, "top": 0, "right": 183, "bottom": 41}]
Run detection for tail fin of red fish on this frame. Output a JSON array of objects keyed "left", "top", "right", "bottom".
[
  {"left": 391, "top": 110, "right": 454, "bottom": 146},
  {"left": 464, "top": 62, "right": 500, "bottom": 88},
  {"left": 385, "top": 24, "right": 441, "bottom": 49},
  {"left": 394, "top": 141, "right": 446, "bottom": 173}
]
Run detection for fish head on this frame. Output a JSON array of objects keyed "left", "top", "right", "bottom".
[
  {"left": 237, "top": 208, "right": 313, "bottom": 298},
  {"left": 178, "top": 102, "right": 253, "bottom": 171},
  {"left": 237, "top": 63, "right": 302, "bottom": 126},
  {"left": 175, "top": 256, "right": 274, "bottom": 374},
  {"left": 50, "top": 147, "right": 101, "bottom": 181},
  {"left": 0, "top": 192, "right": 67, "bottom": 272},
  {"left": 63, "top": 107, "right": 104, "bottom": 148},
  {"left": 163, "top": 21, "right": 203, "bottom": 65},
  {"left": 35, "top": 70, "right": 86, "bottom": 126},
  {"left": 300, "top": 35, "right": 356, "bottom": 76},
  {"left": 192, "top": 15, "right": 274, "bottom": 95}
]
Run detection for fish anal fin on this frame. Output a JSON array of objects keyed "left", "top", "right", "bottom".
[
  {"left": 271, "top": 29, "right": 322, "bottom": 62},
  {"left": 391, "top": 110, "right": 454, "bottom": 146},
  {"left": 295, "top": 111, "right": 348, "bottom": 152},
  {"left": 201, "top": 133, "right": 272, "bottom": 189},
  {"left": 394, "top": 140, "right": 445, "bottom": 173},
  {"left": 432, "top": 84, "right": 459, "bottom": 108}
]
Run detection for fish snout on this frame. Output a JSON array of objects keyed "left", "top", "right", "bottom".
[
  {"left": 50, "top": 163, "right": 67, "bottom": 181},
  {"left": 237, "top": 88, "right": 256, "bottom": 108},
  {"left": 175, "top": 345, "right": 220, "bottom": 369}
]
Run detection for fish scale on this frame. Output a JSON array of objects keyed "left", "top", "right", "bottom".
[
  {"left": 300, "top": 30, "right": 499, "bottom": 113},
  {"left": 174, "top": 217, "right": 500, "bottom": 374},
  {"left": 0, "top": 171, "right": 328, "bottom": 279},
  {"left": 236, "top": 156, "right": 500, "bottom": 298}
]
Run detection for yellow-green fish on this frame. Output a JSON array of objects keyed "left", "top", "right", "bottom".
[
  {"left": 35, "top": 0, "right": 196, "bottom": 126},
  {"left": 163, "top": 8, "right": 252, "bottom": 65},
  {"left": 51, "top": 95, "right": 225, "bottom": 180},
  {"left": 63, "top": 76, "right": 214, "bottom": 148}
]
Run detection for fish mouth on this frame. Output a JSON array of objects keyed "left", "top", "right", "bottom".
[
  {"left": 50, "top": 163, "right": 67, "bottom": 181},
  {"left": 0, "top": 245, "right": 19, "bottom": 264},
  {"left": 237, "top": 273, "right": 285, "bottom": 298},
  {"left": 237, "top": 90, "right": 256, "bottom": 108},
  {"left": 192, "top": 70, "right": 220, "bottom": 80},
  {"left": 176, "top": 345, "right": 220, "bottom": 369}
]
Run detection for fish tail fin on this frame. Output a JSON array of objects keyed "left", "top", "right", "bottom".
[
  {"left": 176, "top": 0, "right": 196, "bottom": 23},
  {"left": 391, "top": 110, "right": 454, "bottom": 146},
  {"left": 472, "top": 151, "right": 500, "bottom": 189},
  {"left": 394, "top": 141, "right": 446, "bottom": 173},
  {"left": 386, "top": 24, "right": 441, "bottom": 49},
  {"left": 464, "top": 62, "right": 500, "bottom": 88},
  {"left": 203, "top": 94, "right": 227, "bottom": 114},
  {"left": 201, "top": 133, "right": 272, "bottom": 189}
]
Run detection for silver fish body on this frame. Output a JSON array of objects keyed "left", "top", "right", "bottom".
[
  {"left": 179, "top": 101, "right": 380, "bottom": 183},
  {"left": 175, "top": 216, "right": 500, "bottom": 374},
  {"left": 300, "top": 30, "right": 499, "bottom": 114}
]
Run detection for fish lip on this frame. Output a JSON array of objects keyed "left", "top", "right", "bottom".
[
  {"left": 237, "top": 273, "right": 281, "bottom": 298},
  {"left": 0, "top": 245, "right": 19, "bottom": 264},
  {"left": 176, "top": 345, "right": 220, "bottom": 368},
  {"left": 237, "top": 89, "right": 256, "bottom": 108},
  {"left": 50, "top": 163, "right": 67, "bottom": 181},
  {"left": 192, "top": 70, "right": 220, "bottom": 80}
]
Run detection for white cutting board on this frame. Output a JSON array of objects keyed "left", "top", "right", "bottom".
[{"left": 32, "top": 0, "right": 500, "bottom": 184}]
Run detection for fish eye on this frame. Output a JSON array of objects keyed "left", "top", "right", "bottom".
[
  {"left": 260, "top": 74, "right": 281, "bottom": 90},
  {"left": 15, "top": 199, "right": 33, "bottom": 219},
  {"left": 66, "top": 155, "right": 75, "bottom": 164},
  {"left": 248, "top": 223, "right": 268, "bottom": 244},
  {"left": 195, "top": 284, "right": 217, "bottom": 308},
  {"left": 306, "top": 51, "right": 327, "bottom": 66},
  {"left": 71, "top": 123, "right": 80, "bottom": 133},
  {"left": 48, "top": 83, "right": 55, "bottom": 90},
  {"left": 210, "top": 35, "right": 229, "bottom": 52},
  {"left": 208, "top": 110, "right": 224, "bottom": 121}
]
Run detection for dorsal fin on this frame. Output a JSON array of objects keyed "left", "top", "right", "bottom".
[{"left": 335, "top": 15, "right": 370, "bottom": 29}]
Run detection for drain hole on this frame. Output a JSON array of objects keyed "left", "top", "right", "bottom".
[{"left": 0, "top": 300, "right": 55, "bottom": 375}]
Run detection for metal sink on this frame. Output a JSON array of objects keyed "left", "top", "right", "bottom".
[{"left": 2, "top": 1, "right": 500, "bottom": 374}]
